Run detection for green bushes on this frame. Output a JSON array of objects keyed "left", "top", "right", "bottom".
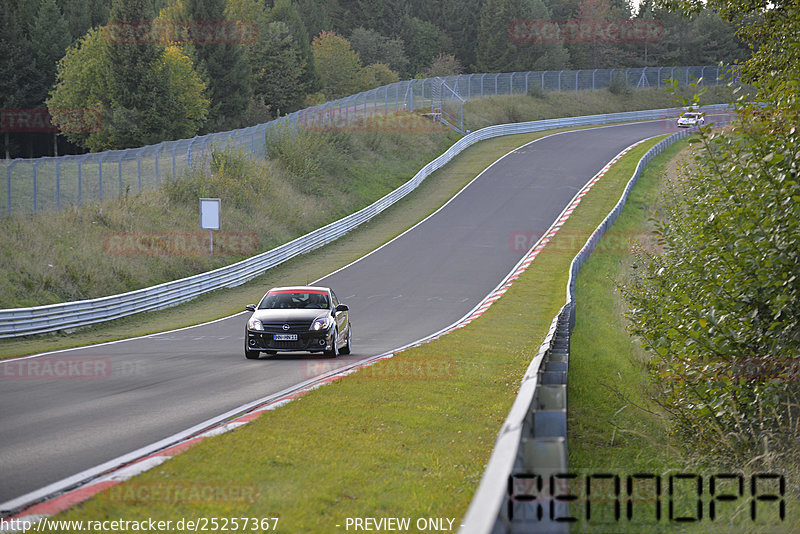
[
  {"left": 624, "top": 100, "right": 800, "bottom": 468},
  {"left": 163, "top": 148, "right": 268, "bottom": 209},
  {"left": 608, "top": 71, "right": 632, "bottom": 96}
]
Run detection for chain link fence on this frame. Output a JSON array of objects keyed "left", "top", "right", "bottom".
[{"left": 1, "top": 65, "right": 727, "bottom": 216}]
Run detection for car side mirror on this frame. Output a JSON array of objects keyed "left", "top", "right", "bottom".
[
  {"left": 245, "top": 304, "right": 256, "bottom": 312},
  {"left": 335, "top": 304, "right": 349, "bottom": 313}
]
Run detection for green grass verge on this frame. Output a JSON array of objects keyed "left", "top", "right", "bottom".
[
  {"left": 46, "top": 137, "right": 666, "bottom": 532},
  {"left": 567, "top": 140, "right": 798, "bottom": 532}
]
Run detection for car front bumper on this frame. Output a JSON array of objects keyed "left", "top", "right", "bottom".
[{"left": 246, "top": 328, "right": 334, "bottom": 352}]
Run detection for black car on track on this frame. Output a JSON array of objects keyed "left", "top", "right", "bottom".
[{"left": 244, "top": 286, "right": 351, "bottom": 359}]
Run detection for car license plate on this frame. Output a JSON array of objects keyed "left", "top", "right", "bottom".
[{"left": 274, "top": 334, "right": 297, "bottom": 341}]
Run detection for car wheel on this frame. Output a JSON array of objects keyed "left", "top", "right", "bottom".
[
  {"left": 245, "top": 345, "right": 260, "bottom": 360},
  {"left": 339, "top": 325, "right": 352, "bottom": 355},
  {"left": 324, "top": 328, "right": 339, "bottom": 357}
]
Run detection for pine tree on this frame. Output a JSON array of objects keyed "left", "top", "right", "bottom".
[
  {"left": 105, "top": 0, "right": 178, "bottom": 147},
  {"left": 184, "top": 0, "right": 251, "bottom": 131},
  {"left": 476, "top": 0, "right": 524, "bottom": 72},
  {"left": 514, "top": 0, "right": 570, "bottom": 70},
  {"left": 251, "top": 21, "right": 306, "bottom": 114},
  {"left": 270, "top": 0, "right": 320, "bottom": 94},
  {"left": 29, "top": 0, "right": 73, "bottom": 105}
]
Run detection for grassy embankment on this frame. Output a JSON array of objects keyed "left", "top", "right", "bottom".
[
  {"left": 567, "top": 140, "right": 798, "bottom": 532},
  {"left": 464, "top": 83, "right": 736, "bottom": 130},
  {"left": 47, "top": 137, "right": 668, "bottom": 532}
]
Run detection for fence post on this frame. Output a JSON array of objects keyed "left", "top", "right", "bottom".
[
  {"left": 525, "top": 71, "right": 530, "bottom": 94},
  {"left": 657, "top": 66, "right": 663, "bottom": 87},
  {"left": 6, "top": 159, "right": 18, "bottom": 216},
  {"left": 510, "top": 72, "right": 514, "bottom": 94},
  {"left": 575, "top": 70, "right": 579, "bottom": 91},
  {"left": 98, "top": 153, "right": 105, "bottom": 202},
  {"left": 78, "top": 155, "right": 86, "bottom": 205},
  {"left": 558, "top": 70, "right": 562, "bottom": 91},
  {"left": 542, "top": 70, "right": 547, "bottom": 90},
  {"left": 32, "top": 161, "right": 40, "bottom": 213},
  {"left": 118, "top": 153, "right": 123, "bottom": 197},
  {"left": 136, "top": 153, "right": 142, "bottom": 191},
  {"left": 187, "top": 136, "right": 198, "bottom": 170},
  {"left": 592, "top": 69, "right": 597, "bottom": 89},
  {"left": 701, "top": 66, "right": 707, "bottom": 85},
  {"left": 56, "top": 160, "right": 61, "bottom": 211},
  {"left": 494, "top": 73, "right": 499, "bottom": 95}
]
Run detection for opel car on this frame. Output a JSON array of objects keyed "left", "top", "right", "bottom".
[{"left": 244, "top": 286, "right": 351, "bottom": 359}]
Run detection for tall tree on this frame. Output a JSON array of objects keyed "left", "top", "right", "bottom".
[
  {"left": 270, "top": 0, "right": 319, "bottom": 94},
  {"left": 311, "top": 31, "right": 363, "bottom": 98},
  {"left": 397, "top": 15, "right": 452, "bottom": 76},
  {"left": 349, "top": 27, "right": 409, "bottom": 77},
  {"left": 48, "top": 25, "right": 208, "bottom": 150},
  {"left": 184, "top": 0, "right": 251, "bottom": 131},
  {"left": 105, "top": 0, "right": 177, "bottom": 146},
  {"left": 250, "top": 21, "right": 306, "bottom": 114},
  {"left": 515, "top": 0, "right": 570, "bottom": 70},
  {"left": 29, "top": 0, "right": 73, "bottom": 105},
  {"left": 476, "top": 0, "right": 524, "bottom": 72},
  {"left": 59, "top": 0, "right": 111, "bottom": 43}
]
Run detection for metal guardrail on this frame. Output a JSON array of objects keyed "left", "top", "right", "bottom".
[
  {"left": 1, "top": 66, "right": 726, "bottom": 215},
  {"left": 0, "top": 106, "right": 731, "bottom": 339},
  {"left": 457, "top": 122, "right": 733, "bottom": 533}
]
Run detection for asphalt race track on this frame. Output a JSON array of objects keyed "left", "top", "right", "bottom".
[{"left": 0, "top": 119, "right": 685, "bottom": 505}]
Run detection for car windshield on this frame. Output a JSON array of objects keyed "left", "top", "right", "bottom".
[
  {"left": 682, "top": 113, "right": 700, "bottom": 119},
  {"left": 259, "top": 291, "right": 330, "bottom": 310}
]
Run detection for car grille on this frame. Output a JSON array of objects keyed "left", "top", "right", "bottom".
[
  {"left": 259, "top": 320, "right": 314, "bottom": 332},
  {"left": 248, "top": 333, "right": 324, "bottom": 350}
]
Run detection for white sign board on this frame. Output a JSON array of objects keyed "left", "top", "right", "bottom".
[{"left": 200, "top": 198, "right": 220, "bottom": 230}]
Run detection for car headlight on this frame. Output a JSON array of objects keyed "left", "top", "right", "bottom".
[
  {"left": 248, "top": 317, "right": 263, "bottom": 331},
  {"left": 311, "top": 315, "right": 333, "bottom": 331}
]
